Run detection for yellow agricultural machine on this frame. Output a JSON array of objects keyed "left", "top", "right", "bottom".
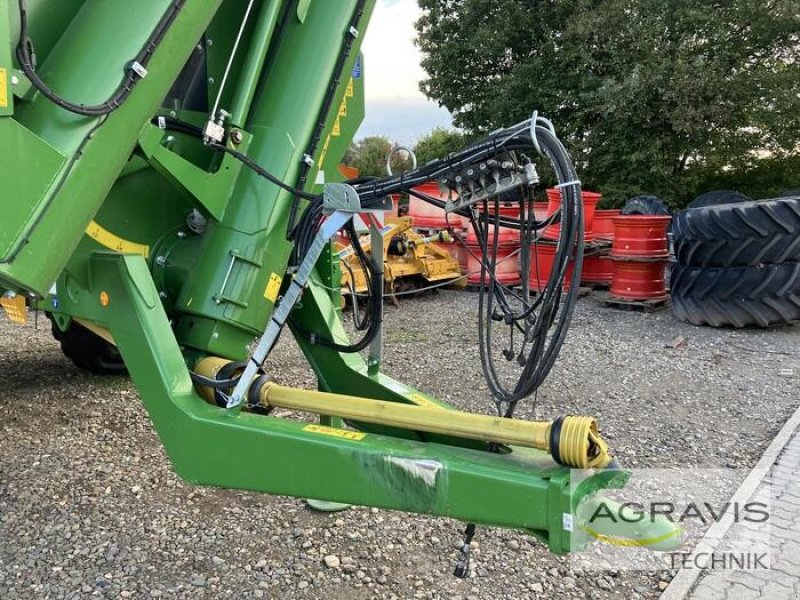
[{"left": 337, "top": 216, "right": 462, "bottom": 296}]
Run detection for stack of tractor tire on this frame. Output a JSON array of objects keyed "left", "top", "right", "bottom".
[{"left": 670, "top": 192, "right": 800, "bottom": 328}]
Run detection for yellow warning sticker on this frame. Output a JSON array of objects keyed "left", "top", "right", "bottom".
[
  {"left": 264, "top": 273, "right": 283, "bottom": 302},
  {"left": 303, "top": 424, "right": 366, "bottom": 441},
  {"left": 345, "top": 77, "right": 354, "bottom": 98},
  {"left": 410, "top": 393, "right": 443, "bottom": 410},
  {"left": 332, "top": 117, "right": 341, "bottom": 137},
  {"left": 0, "top": 295, "right": 27, "bottom": 324},
  {"left": 0, "top": 68, "right": 8, "bottom": 108}
]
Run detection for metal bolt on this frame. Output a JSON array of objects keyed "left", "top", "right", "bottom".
[
  {"left": 206, "top": 38, "right": 214, "bottom": 46},
  {"left": 155, "top": 255, "right": 166, "bottom": 267},
  {"left": 177, "top": 231, "right": 187, "bottom": 239},
  {"left": 169, "top": 110, "right": 177, "bottom": 118},
  {"left": 208, "top": 77, "right": 216, "bottom": 85},
  {"left": 11, "top": 75, "right": 19, "bottom": 86},
  {"left": 230, "top": 129, "right": 244, "bottom": 145},
  {"left": 159, "top": 292, "right": 168, "bottom": 299}
]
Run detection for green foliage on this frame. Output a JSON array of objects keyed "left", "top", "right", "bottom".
[
  {"left": 343, "top": 136, "right": 413, "bottom": 178},
  {"left": 413, "top": 127, "right": 468, "bottom": 165},
  {"left": 416, "top": 0, "right": 800, "bottom": 207}
]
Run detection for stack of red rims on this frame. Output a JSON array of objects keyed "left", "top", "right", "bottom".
[
  {"left": 529, "top": 241, "right": 574, "bottom": 292},
  {"left": 542, "top": 188, "right": 602, "bottom": 241},
  {"left": 609, "top": 215, "right": 672, "bottom": 301},
  {"left": 529, "top": 189, "right": 603, "bottom": 291},
  {"left": 464, "top": 222, "right": 521, "bottom": 286},
  {"left": 581, "top": 208, "right": 620, "bottom": 286}
]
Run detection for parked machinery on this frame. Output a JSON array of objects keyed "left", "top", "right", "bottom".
[
  {"left": 0, "top": 0, "right": 679, "bottom": 570},
  {"left": 337, "top": 217, "right": 461, "bottom": 297}
]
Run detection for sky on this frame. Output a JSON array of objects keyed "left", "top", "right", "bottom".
[{"left": 357, "top": 0, "right": 453, "bottom": 144}]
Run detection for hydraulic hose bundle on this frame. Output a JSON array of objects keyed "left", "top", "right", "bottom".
[
  {"left": 350, "top": 120, "right": 584, "bottom": 417},
  {"left": 155, "top": 112, "right": 582, "bottom": 413}
]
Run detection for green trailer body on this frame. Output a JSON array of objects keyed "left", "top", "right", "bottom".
[{"left": 0, "top": 0, "right": 678, "bottom": 562}]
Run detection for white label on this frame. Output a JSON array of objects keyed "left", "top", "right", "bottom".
[{"left": 562, "top": 513, "right": 574, "bottom": 532}]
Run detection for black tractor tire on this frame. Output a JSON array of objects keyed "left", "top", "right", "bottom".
[
  {"left": 672, "top": 196, "right": 800, "bottom": 268},
  {"left": 670, "top": 262, "right": 800, "bottom": 328},
  {"left": 686, "top": 190, "right": 751, "bottom": 210},
  {"left": 51, "top": 320, "right": 128, "bottom": 375},
  {"left": 621, "top": 195, "right": 671, "bottom": 216}
]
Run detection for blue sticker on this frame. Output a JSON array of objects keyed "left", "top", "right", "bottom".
[
  {"left": 51, "top": 296, "right": 60, "bottom": 309},
  {"left": 352, "top": 55, "right": 362, "bottom": 79}
]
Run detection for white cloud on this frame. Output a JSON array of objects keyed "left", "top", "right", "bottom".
[{"left": 358, "top": 0, "right": 452, "bottom": 141}]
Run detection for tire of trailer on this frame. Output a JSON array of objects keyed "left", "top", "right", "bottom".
[
  {"left": 670, "top": 262, "right": 800, "bottom": 328},
  {"left": 672, "top": 196, "right": 800, "bottom": 268},
  {"left": 51, "top": 320, "right": 128, "bottom": 375}
]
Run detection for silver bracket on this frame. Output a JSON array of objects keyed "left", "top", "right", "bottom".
[
  {"left": 323, "top": 183, "right": 362, "bottom": 213},
  {"left": 203, "top": 109, "right": 230, "bottom": 144},
  {"left": 323, "top": 183, "right": 394, "bottom": 214},
  {"left": 445, "top": 165, "right": 539, "bottom": 213},
  {"left": 227, "top": 211, "right": 353, "bottom": 408}
]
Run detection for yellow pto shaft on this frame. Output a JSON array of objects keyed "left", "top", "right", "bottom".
[{"left": 195, "top": 358, "right": 612, "bottom": 469}]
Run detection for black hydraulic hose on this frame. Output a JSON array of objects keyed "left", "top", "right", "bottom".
[
  {"left": 470, "top": 125, "right": 583, "bottom": 414},
  {"left": 291, "top": 218, "right": 382, "bottom": 354},
  {"left": 148, "top": 116, "right": 321, "bottom": 205},
  {"left": 16, "top": 0, "right": 186, "bottom": 116},
  {"left": 152, "top": 115, "right": 204, "bottom": 136},
  {"left": 208, "top": 143, "right": 319, "bottom": 201}
]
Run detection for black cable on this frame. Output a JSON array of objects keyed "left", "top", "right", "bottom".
[
  {"left": 208, "top": 143, "right": 319, "bottom": 201},
  {"left": 292, "top": 218, "right": 382, "bottom": 353},
  {"left": 189, "top": 371, "right": 240, "bottom": 389},
  {"left": 16, "top": 0, "right": 185, "bottom": 116},
  {"left": 152, "top": 115, "right": 204, "bottom": 137}
]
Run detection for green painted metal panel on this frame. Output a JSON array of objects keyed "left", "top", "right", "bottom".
[
  {"left": 229, "top": 0, "right": 284, "bottom": 126},
  {"left": 0, "top": 119, "right": 66, "bottom": 272},
  {"left": 320, "top": 53, "right": 365, "bottom": 183},
  {"left": 0, "top": 0, "right": 224, "bottom": 295},
  {"left": 174, "top": 0, "right": 377, "bottom": 353}
]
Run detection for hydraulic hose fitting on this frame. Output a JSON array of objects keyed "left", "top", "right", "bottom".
[{"left": 549, "top": 415, "right": 611, "bottom": 469}]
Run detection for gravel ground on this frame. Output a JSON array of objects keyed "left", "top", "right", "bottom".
[{"left": 1, "top": 290, "right": 799, "bottom": 599}]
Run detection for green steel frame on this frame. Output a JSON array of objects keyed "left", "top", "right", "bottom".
[{"left": 0, "top": 0, "right": 679, "bottom": 557}]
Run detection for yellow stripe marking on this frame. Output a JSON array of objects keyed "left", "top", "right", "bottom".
[
  {"left": 303, "top": 424, "right": 366, "bottom": 441},
  {"left": 85, "top": 220, "right": 150, "bottom": 257},
  {"left": 0, "top": 68, "right": 7, "bottom": 108}
]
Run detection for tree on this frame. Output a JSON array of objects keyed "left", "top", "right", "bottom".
[
  {"left": 416, "top": 0, "right": 800, "bottom": 207},
  {"left": 343, "top": 136, "right": 413, "bottom": 178},
  {"left": 413, "top": 127, "right": 468, "bottom": 165}
]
